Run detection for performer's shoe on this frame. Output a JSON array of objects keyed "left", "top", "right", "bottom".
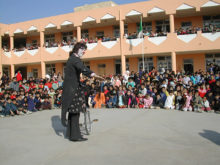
[{"left": 71, "top": 137, "right": 88, "bottom": 142}]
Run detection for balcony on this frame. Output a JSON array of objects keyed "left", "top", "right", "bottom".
[
  {"left": 124, "top": 31, "right": 220, "bottom": 56},
  {"left": 2, "top": 32, "right": 220, "bottom": 65}
]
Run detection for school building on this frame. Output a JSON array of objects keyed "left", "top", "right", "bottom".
[{"left": 0, "top": 0, "right": 220, "bottom": 79}]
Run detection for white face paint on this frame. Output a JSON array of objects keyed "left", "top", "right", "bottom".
[{"left": 78, "top": 48, "right": 85, "bottom": 57}]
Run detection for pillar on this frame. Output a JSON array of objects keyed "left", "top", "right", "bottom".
[
  {"left": 77, "top": 26, "right": 81, "bottom": 42},
  {"left": 169, "top": 14, "right": 175, "bottom": 33},
  {"left": 119, "top": 10, "right": 126, "bottom": 75},
  {"left": 10, "top": 64, "right": 15, "bottom": 78},
  {"left": 40, "top": 31, "right": 44, "bottom": 47},
  {"left": 0, "top": 29, "right": 2, "bottom": 76},
  {"left": 41, "top": 61, "right": 46, "bottom": 78},
  {"left": 153, "top": 56, "right": 157, "bottom": 69},
  {"left": 10, "top": 35, "right": 14, "bottom": 50},
  {"left": 171, "top": 52, "right": 176, "bottom": 73}
]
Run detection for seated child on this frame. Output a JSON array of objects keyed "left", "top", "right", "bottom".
[
  {"left": 88, "top": 91, "right": 96, "bottom": 108},
  {"left": 213, "top": 95, "right": 220, "bottom": 113},
  {"left": 153, "top": 94, "right": 163, "bottom": 109},
  {"left": 137, "top": 93, "right": 144, "bottom": 108},
  {"left": 193, "top": 91, "right": 203, "bottom": 112},
  {"left": 117, "top": 90, "right": 126, "bottom": 108},
  {"left": 182, "top": 91, "right": 193, "bottom": 112},
  {"left": 175, "top": 91, "right": 183, "bottom": 110},
  {"left": 42, "top": 97, "right": 52, "bottom": 110},
  {"left": 164, "top": 91, "right": 175, "bottom": 109},
  {"left": 5, "top": 98, "right": 20, "bottom": 116},
  {"left": 201, "top": 96, "right": 211, "bottom": 112},
  {"left": 143, "top": 94, "right": 153, "bottom": 109},
  {"left": 16, "top": 95, "right": 27, "bottom": 114},
  {"left": 106, "top": 93, "right": 117, "bottom": 108}
]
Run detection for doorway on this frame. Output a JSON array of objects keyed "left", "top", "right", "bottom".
[
  {"left": 183, "top": 59, "right": 194, "bottom": 74},
  {"left": 15, "top": 66, "right": 27, "bottom": 79},
  {"left": 115, "top": 59, "right": 121, "bottom": 75}
]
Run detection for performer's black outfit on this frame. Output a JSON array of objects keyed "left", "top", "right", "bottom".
[{"left": 61, "top": 44, "right": 93, "bottom": 141}]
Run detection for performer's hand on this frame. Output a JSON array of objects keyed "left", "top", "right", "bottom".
[
  {"left": 61, "top": 111, "right": 67, "bottom": 127},
  {"left": 94, "top": 75, "right": 105, "bottom": 81}
]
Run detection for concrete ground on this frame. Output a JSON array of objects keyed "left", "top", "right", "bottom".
[{"left": 0, "top": 109, "right": 220, "bottom": 165}]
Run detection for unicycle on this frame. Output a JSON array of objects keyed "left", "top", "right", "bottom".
[{"left": 83, "top": 110, "right": 91, "bottom": 135}]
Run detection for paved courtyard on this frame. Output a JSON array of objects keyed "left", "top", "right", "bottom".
[{"left": 0, "top": 109, "right": 220, "bottom": 165}]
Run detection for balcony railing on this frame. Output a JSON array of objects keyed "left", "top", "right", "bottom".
[{"left": 2, "top": 32, "right": 220, "bottom": 64}]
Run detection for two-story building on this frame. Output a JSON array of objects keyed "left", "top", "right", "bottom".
[{"left": 1, "top": 0, "right": 220, "bottom": 79}]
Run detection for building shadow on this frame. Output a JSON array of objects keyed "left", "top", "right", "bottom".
[
  {"left": 199, "top": 130, "right": 220, "bottom": 146},
  {"left": 51, "top": 115, "right": 67, "bottom": 138}
]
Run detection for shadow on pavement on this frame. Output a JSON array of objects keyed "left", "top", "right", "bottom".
[
  {"left": 51, "top": 115, "right": 67, "bottom": 138},
  {"left": 199, "top": 130, "right": 220, "bottom": 146}
]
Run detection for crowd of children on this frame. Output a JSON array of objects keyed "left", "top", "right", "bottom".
[
  {"left": 83, "top": 66, "right": 220, "bottom": 113},
  {"left": 1, "top": 64, "right": 220, "bottom": 118},
  {"left": 0, "top": 73, "right": 63, "bottom": 117}
]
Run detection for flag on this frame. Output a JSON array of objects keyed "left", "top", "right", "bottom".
[{"left": 138, "top": 16, "right": 143, "bottom": 38}]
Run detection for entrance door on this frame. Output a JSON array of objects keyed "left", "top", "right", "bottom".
[
  {"left": 184, "top": 59, "right": 194, "bottom": 74},
  {"left": 15, "top": 67, "right": 27, "bottom": 79},
  {"left": 115, "top": 59, "right": 121, "bottom": 75},
  {"left": 115, "top": 64, "right": 121, "bottom": 75}
]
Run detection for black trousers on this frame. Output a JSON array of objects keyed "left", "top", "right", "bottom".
[{"left": 66, "top": 113, "right": 81, "bottom": 140}]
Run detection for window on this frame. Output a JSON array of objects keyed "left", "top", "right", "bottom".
[
  {"left": 124, "top": 24, "right": 128, "bottom": 35},
  {"left": 203, "top": 15, "right": 220, "bottom": 28},
  {"left": 96, "top": 31, "right": 104, "bottom": 39},
  {"left": 126, "top": 59, "right": 129, "bottom": 71},
  {"left": 156, "top": 20, "right": 170, "bottom": 33},
  {"left": 45, "top": 34, "right": 55, "bottom": 43},
  {"left": 113, "top": 26, "right": 120, "bottom": 38},
  {"left": 205, "top": 53, "right": 220, "bottom": 71},
  {"left": 157, "top": 56, "right": 172, "bottom": 71},
  {"left": 81, "top": 29, "right": 89, "bottom": 39},
  {"left": 137, "top": 22, "right": 152, "bottom": 33},
  {"left": 181, "top": 22, "right": 192, "bottom": 30},
  {"left": 62, "top": 32, "right": 73, "bottom": 42},
  {"left": 32, "top": 69, "right": 38, "bottom": 78},
  {"left": 46, "top": 64, "right": 56, "bottom": 76},
  {"left": 3, "top": 67, "right": 9, "bottom": 77},
  {"left": 139, "top": 57, "right": 154, "bottom": 72}
]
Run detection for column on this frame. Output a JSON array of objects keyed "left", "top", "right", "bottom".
[
  {"left": 171, "top": 52, "right": 176, "bottom": 73},
  {"left": 153, "top": 56, "right": 157, "bottom": 69},
  {"left": 40, "top": 31, "right": 44, "bottom": 47},
  {"left": 0, "top": 29, "right": 2, "bottom": 76},
  {"left": 41, "top": 61, "right": 46, "bottom": 78},
  {"left": 119, "top": 10, "right": 126, "bottom": 75},
  {"left": 10, "top": 35, "right": 14, "bottom": 50},
  {"left": 169, "top": 14, "right": 175, "bottom": 33},
  {"left": 77, "top": 26, "right": 81, "bottom": 42},
  {"left": 10, "top": 64, "right": 15, "bottom": 78}
]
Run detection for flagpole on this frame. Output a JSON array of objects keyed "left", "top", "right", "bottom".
[{"left": 141, "top": 16, "right": 145, "bottom": 72}]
